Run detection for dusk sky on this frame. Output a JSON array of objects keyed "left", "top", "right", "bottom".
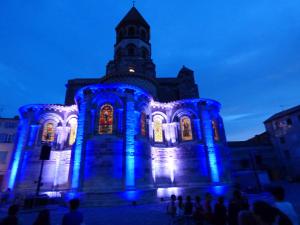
[{"left": 0, "top": 0, "right": 299, "bottom": 141}]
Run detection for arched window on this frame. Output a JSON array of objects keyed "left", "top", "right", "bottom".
[
  {"left": 127, "top": 45, "right": 135, "bottom": 56},
  {"left": 141, "top": 48, "right": 148, "bottom": 59},
  {"left": 141, "top": 112, "right": 147, "bottom": 136},
  {"left": 99, "top": 104, "right": 114, "bottom": 134},
  {"left": 212, "top": 120, "right": 220, "bottom": 141},
  {"left": 68, "top": 118, "right": 77, "bottom": 145},
  {"left": 153, "top": 115, "right": 163, "bottom": 143},
  {"left": 180, "top": 116, "right": 193, "bottom": 141},
  {"left": 141, "top": 29, "right": 147, "bottom": 40},
  {"left": 42, "top": 122, "right": 55, "bottom": 142},
  {"left": 128, "top": 26, "right": 135, "bottom": 36}
]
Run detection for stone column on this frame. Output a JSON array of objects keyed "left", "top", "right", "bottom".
[
  {"left": 7, "top": 118, "right": 30, "bottom": 189},
  {"left": 90, "top": 109, "right": 96, "bottom": 134},
  {"left": 193, "top": 119, "right": 202, "bottom": 141},
  {"left": 28, "top": 124, "right": 40, "bottom": 147},
  {"left": 201, "top": 108, "right": 220, "bottom": 183},
  {"left": 70, "top": 98, "right": 89, "bottom": 191},
  {"left": 124, "top": 89, "right": 137, "bottom": 189}
]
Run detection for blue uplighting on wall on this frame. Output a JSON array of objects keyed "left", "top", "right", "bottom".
[
  {"left": 8, "top": 119, "right": 28, "bottom": 189},
  {"left": 125, "top": 100, "right": 136, "bottom": 189},
  {"left": 194, "top": 118, "right": 202, "bottom": 141},
  {"left": 71, "top": 102, "right": 86, "bottom": 189},
  {"left": 28, "top": 125, "right": 39, "bottom": 147},
  {"left": 202, "top": 110, "right": 220, "bottom": 182}
]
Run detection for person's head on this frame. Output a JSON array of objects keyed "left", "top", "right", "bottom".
[
  {"left": 195, "top": 196, "right": 201, "bottom": 203},
  {"left": 218, "top": 196, "right": 225, "bottom": 204},
  {"left": 233, "top": 189, "right": 242, "bottom": 199},
  {"left": 8, "top": 204, "right": 19, "bottom": 216},
  {"left": 35, "top": 210, "right": 50, "bottom": 224},
  {"left": 171, "top": 194, "right": 176, "bottom": 201},
  {"left": 177, "top": 196, "right": 183, "bottom": 202},
  {"left": 186, "top": 195, "right": 191, "bottom": 202},
  {"left": 205, "top": 193, "right": 212, "bottom": 202},
  {"left": 253, "top": 201, "right": 277, "bottom": 225},
  {"left": 69, "top": 198, "right": 80, "bottom": 211},
  {"left": 238, "top": 210, "right": 259, "bottom": 225},
  {"left": 271, "top": 186, "right": 285, "bottom": 202}
]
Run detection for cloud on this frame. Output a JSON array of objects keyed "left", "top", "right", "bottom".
[
  {"left": 223, "top": 113, "right": 257, "bottom": 122},
  {"left": 223, "top": 49, "right": 261, "bottom": 66}
]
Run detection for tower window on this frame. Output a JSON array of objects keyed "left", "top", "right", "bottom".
[
  {"left": 141, "top": 29, "right": 147, "bottom": 40},
  {"left": 128, "top": 26, "right": 136, "bottom": 36},
  {"left": 127, "top": 45, "right": 136, "bottom": 56},
  {"left": 117, "top": 30, "right": 124, "bottom": 42},
  {"left": 142, "top": 48, "right": 148, "bottom": 59},
  {"left": 286, "top": 118, "right": 292, "bottom": 126}
]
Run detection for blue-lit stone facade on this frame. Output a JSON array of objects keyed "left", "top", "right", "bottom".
[{"left": 5, "top": 7, "right": 230, "bottom": 194}]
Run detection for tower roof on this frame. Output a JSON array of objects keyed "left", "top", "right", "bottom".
[{"left": 116, "top": 7, "right": 150, "bottom": 30}]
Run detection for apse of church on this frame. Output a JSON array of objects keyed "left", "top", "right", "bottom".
[{"left": 6, "top": 7, "right": 229, "bottom": 194}]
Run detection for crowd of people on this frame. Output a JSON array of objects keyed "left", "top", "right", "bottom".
[
  {"left": 0, "top": 198, "right": 83, "bottom": 225},
  {"left": 166, "top": 186, "right": 299, "bottom": 225},
  {"left": 0, "top": 186, "right": 298, "bottom": 225}
]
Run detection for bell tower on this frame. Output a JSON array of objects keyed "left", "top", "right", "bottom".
[{"left": 105, "top": 7, "right": 156, "bottom": 79}]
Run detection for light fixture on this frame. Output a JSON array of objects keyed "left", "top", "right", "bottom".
[{"left": 129, "top": 68, "right": 135, "bottom": 73}]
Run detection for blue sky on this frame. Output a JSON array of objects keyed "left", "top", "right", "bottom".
[{"left": 0, "top": 0, "right": 299, "bottom": 140}]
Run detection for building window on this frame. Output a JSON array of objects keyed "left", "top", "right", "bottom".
[
  {"left": 128, "top": 45, "right": 135, "bottom": 56},
  {"left": 240, "top": 159, "right": 249, "bottom": 169},
  {"left": 128, "top": 26, "right": 135, "bottom": 36},
  {"left": 5, "top": 122, "right": 17, "bottom": 129},
  {"left": 0, "top": 151, "right": 8, "bottom": 164},
  {"left": 99, "top": 104, "right": 113, "bottom": 134},
  {"left": 0, "top": 134, "right": 7, "bottom": 143},
  {"left": 180, "top": 116, "right": 193, "bottom": 141},
  {"left": 42, "top": 122, "right": 55, "bottom": 142},
  {"left": 141, "top": 48, "right": 148, "bottom": 59},
  {"left": 140, "top": 29, "right": 147, "bottom": 40},
  {"left": 0, "top": 134, "right": 14, "bottom": 143},
  {"left": 255, "top": 155, "right": 262, "bottom": 165},
  {"left": 286, "top": 118, "right": 292, "bottom": 126},
  {"left": 68, "top": 118, "right": 77, "bottom": 145},
  {"left": 279, "top": 137, "right": 285, "bottom": 144},
  {"left": 212, "top": 120, "right": 220, "bottom": 141},
  {"left": 153, "top": 115, "right": 163, "bottom": 143},
  {"left": 141, "top": 112, "right": 147, "bottom": 136},
  {"left": 284, "top": 149, "right": 290, "bottom": 159}
]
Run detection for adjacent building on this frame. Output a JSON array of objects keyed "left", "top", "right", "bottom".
[
  {"left": 5, "top": 7, "right": 230, "bottom": 195},
  {"left": 0, "top": 117, "right": 19, "bottom": 189},
  {"left": 264, "top": 105, "right": 300, "bottom": 180},
  {"left": 228, "top": 132, "right": 281, "bottom": 189}
]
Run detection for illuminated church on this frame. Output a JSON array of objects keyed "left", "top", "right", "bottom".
[{"left": 6, "top": 7, "right": 229, "bottom": 194}]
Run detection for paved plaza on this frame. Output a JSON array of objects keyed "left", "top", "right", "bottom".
[{"left": 0, "top": 183, "right": 300, "bottom": 225}]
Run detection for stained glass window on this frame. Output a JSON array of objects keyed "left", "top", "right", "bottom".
[
  {"left": 68, "top": 118, "right": 77, "bottom": 145},
  {"left": 141, "top": 112, "right": 147, "bottom": 136},
  {"left": 42, "top": 122, "right": 55, "bottom": 142},
  {"left": 212, "top": 120, "right": 220, "bottom": 141},
  {"left": 99, "top": 104, "right": 113, "bottom": 134},
  {"left": 153, "top": 115, "right": 163, "bottom": 142},
  {"left": 180, "top": 116, "right": 193, "bottom": 141}
]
